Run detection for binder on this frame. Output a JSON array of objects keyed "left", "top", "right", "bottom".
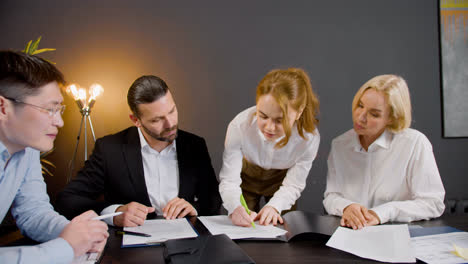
[
  {"left": 409, "top": 225, "right": 463, "bottom": 237},
  {"left": 279, "top": 211, "right": 341, "bottom": 242},
  {"left": 163, "top": 234, "right": 255, "bottom": 264}
]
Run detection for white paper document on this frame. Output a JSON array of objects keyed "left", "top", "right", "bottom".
[
  {"left": 411, "top": 232, "right": 468, "bottom": 264},
  {"left": 72, "top": 252, "right": 101, "bottom": 264},
  {"left": 198, "top": 215, "right": 287, "bottom": 240},
  {"left": 122, "top": 218, "right": 198, "bottom": 246},
  {"left": 326, "top": 224, "right": 416, "bottom": 263}
]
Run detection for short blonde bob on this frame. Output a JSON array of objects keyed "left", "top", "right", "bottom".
[
  {"left": 352, "top": 74, "right": 412, "bottom": 132},
  {"left": 256, "top": 68, "right": 319, "bottom": 148}
]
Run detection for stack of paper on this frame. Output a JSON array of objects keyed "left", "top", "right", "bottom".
[
  {"left": 326, "top": 224, "right": 415, "bottom": 263},
  {"left": 198, "top": 215, "right": 287, "bottom": 240},
  {"left": 122, "top": 218, "right": 198, "bottom": 247},
  {"left": 411, "top": 232, "right": 468, "bottom": 264}
]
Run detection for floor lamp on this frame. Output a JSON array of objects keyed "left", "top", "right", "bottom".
[{"left": 66, "top": 83, "right": 104, "bottom": 183}]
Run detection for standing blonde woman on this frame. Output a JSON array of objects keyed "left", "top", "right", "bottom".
[
  {"left": 219, "top": 68, "right": 320, "bottom": 227},
  {"left": 323, "top": 74, "right": 445, "bottom": 230}
]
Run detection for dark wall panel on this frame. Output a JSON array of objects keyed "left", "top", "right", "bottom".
[{"left": 1, "top": 0, "right": 466, "bottom": 213}]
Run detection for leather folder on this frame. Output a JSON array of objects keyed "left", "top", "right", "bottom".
[{"left": 163, "top": 234, "right": 255, "bottom": 264}]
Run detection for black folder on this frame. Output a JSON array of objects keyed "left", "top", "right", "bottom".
[
  {"left": 279, "top": 211, "right": 341, "bottom": 242},
  {"left": 163, "top": 234, "right": 255, "bottom": 264}
]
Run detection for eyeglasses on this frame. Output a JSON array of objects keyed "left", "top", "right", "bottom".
[{"left": 4, "top": 96, "right": 66, "bottom": 118}]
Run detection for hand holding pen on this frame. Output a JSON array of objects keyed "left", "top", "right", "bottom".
[
  {"left": 229, "top": 195, "right": 257, "bottom": 227},
  {"left": 240, "top": 194, "right": 256, "bottom": 228},
  {"left": 59, "top": 210, "right": 109, "bottom": 257}
]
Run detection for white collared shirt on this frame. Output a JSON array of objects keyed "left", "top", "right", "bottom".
[
  {"left": 219, "top": 106, "right": 320, "bottom": 214},
  {"left": 323, "top": 128, "right": 445, "bottom": 224},
  {"left": 100, "top": 128, "right": 179, "bottom": 224},
  {"left": 138, "top": 128, "right": 179, "bottom": 215}
]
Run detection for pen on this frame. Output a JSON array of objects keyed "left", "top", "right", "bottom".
[
  {"left": 116, "top": 230, "right": 152, "bottom": 237},
  {"left": 240, "top": 194, "right": 256, "bottom": 228},
  {"left": 92, "top": 212, "right": 123, "bottom": 221}
]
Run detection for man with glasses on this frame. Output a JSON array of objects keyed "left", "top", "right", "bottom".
[
  {"left": 0, "top": 51, "right": 109, "bottom": 263},
  {"left": 56, "top": 75, "right": 221, "bottom": 227}
]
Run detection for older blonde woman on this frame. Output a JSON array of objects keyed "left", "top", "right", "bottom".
[{"left": 323, "top": 74, "right": 445, "bottom": 230}]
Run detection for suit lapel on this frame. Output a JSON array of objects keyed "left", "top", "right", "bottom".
[
  {"left": 123, "top": 127, "right": 152, "bottom": 206},
  {"left": 176, "top": 131, "right": 190, "bottom": 199}
]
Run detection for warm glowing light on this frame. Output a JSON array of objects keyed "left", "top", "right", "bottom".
[
  {"left": 89, "top": 83, "right": 104, "bottom": 100},
  {"left": 65, "top": 83, "right": 104, "bottom": 112},
  {"left": 66, "top": 84, "right": 79, "bottom": 99},
  {"left": 78, "top": 88, "right": 87, "bottom": 101}
]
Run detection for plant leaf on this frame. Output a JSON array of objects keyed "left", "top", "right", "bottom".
[
  {"left": 41, "top": 159, "right": 56, "bottom": 168},
  {"left": 22, "top": 40, "right": 32, "bottom": 53},
  {"left": 43, "top": 58, "right": 56, "bottom": 64},
  {"left": 30, "top": 36, "right": 42, "bottom": 53},
  {"left": 42, "top": 167, "right": 53, "bottom": 177},
  {"left": 40, "top": 148, "right": 55, "bottom": 157},
  {"left": 32, "top": 48, "right": 56, "bottom": 55},
  {"left": 40, "top": 148, "right": 55, "bottom": 177}
]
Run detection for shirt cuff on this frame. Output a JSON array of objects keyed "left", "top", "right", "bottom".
[
  {"left": 42, "top": 237, "right": 75, "bottom": 264},
  {"left": 325, "top": 197, "right": 354, "bottom": 216},
  {"left": 370, "top": 204, "right": 391, "bottom": 224},
  {"left": 224, "top": 200, "right": 242, "bottom": 216},
  {"left": 265, "top": 199, "right": 284, "bottom": 214},
  {"left": 100, "top": 204, "right": 123, "bottom": 226},
  {"left": 338, "top": 200, "right": 355, "bottom": 215}
]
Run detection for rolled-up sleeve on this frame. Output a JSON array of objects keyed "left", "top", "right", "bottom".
[{"left": 218, "top": 121, "right": 244, "bottom": 215}]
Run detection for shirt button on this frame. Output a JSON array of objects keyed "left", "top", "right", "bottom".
[{"left": 1, "top": 151, "right": 9, "bottom": 162}]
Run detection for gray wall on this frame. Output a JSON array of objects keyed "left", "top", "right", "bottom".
[{"left": 1, "top": 0, "right": 466, "bottom": 213}]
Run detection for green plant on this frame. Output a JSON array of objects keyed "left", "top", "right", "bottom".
[
  {"left": 22, "top": 36, "right": 56, "bottom": 63},
  {"left": 40, "top": 149, "right": 56, "bottom": 177}
]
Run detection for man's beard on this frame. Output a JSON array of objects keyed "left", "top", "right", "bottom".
[{"left": 141, "top": 124, "right": 178, "bottom": 143}]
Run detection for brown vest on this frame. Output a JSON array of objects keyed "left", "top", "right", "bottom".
[{"left": 240, "top": 158, "right": 297, "bottom": 213}]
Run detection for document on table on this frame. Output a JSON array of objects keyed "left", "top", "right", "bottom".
[
  {"left": 326, "top": 224, "right": 415, "bottom": 263},
  {"left": 122, "top": 218, "right": 198, "bottom": 247},
  {"left": 198, "top": 215, "right": 287, "bottom": 240},
  {"left": 72, "top": 252, "right": 101, "bottom": 264},
  {"left": 411, "top": 231, "right": 468, "bottom": 264}
]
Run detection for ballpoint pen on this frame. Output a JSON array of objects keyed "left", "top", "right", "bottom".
[
  {"left": 116, "top": 230, "right": 152, "bottom": 237},
  {"left": 240, "top": 194, "right": 256, "bottom": 228},
  {"left": 92, "top": 212, "right": 123, "bottom": 221}
]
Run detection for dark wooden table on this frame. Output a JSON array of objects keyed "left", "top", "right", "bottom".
[{"left": 98, "top": 215, "right": 468, "bottom": 264}]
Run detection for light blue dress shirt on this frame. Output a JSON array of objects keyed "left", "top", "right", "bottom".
[{"left": 0, "top": 141, "right": 74, "bottom": 264}]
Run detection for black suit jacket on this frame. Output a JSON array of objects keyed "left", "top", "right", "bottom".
[{"left": 56, "top": 127, "right": 221, "bottom": 220}]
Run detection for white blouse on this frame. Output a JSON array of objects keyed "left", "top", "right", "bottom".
[
  {"left": 219, "top": 106, "right": 320, "bottom": 215},
  {"left": 323, "top": 128, "right": 445, "bottom": 224}
]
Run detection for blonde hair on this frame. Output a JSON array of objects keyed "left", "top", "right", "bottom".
[
  {"left": 256, "top": 68, "right": 319, "bottom": 148},
  {"left": 352, "top": 74, "right": 412, "bottom": 132}
]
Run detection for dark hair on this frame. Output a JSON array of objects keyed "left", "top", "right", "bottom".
[
  {"left": 127, "top": 75, "right": 169, "bottom": 117},
  {"left": 0, "top": 50, "right": 65, "bottom": 100}
]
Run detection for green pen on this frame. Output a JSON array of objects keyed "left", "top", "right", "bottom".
[{"left": 240, "top": 194, "right": 256, "bottom": 228}]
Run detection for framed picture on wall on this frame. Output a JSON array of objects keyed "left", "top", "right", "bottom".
[{"left": 439, "top": 0, "right": 468, "bottom": 137}]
